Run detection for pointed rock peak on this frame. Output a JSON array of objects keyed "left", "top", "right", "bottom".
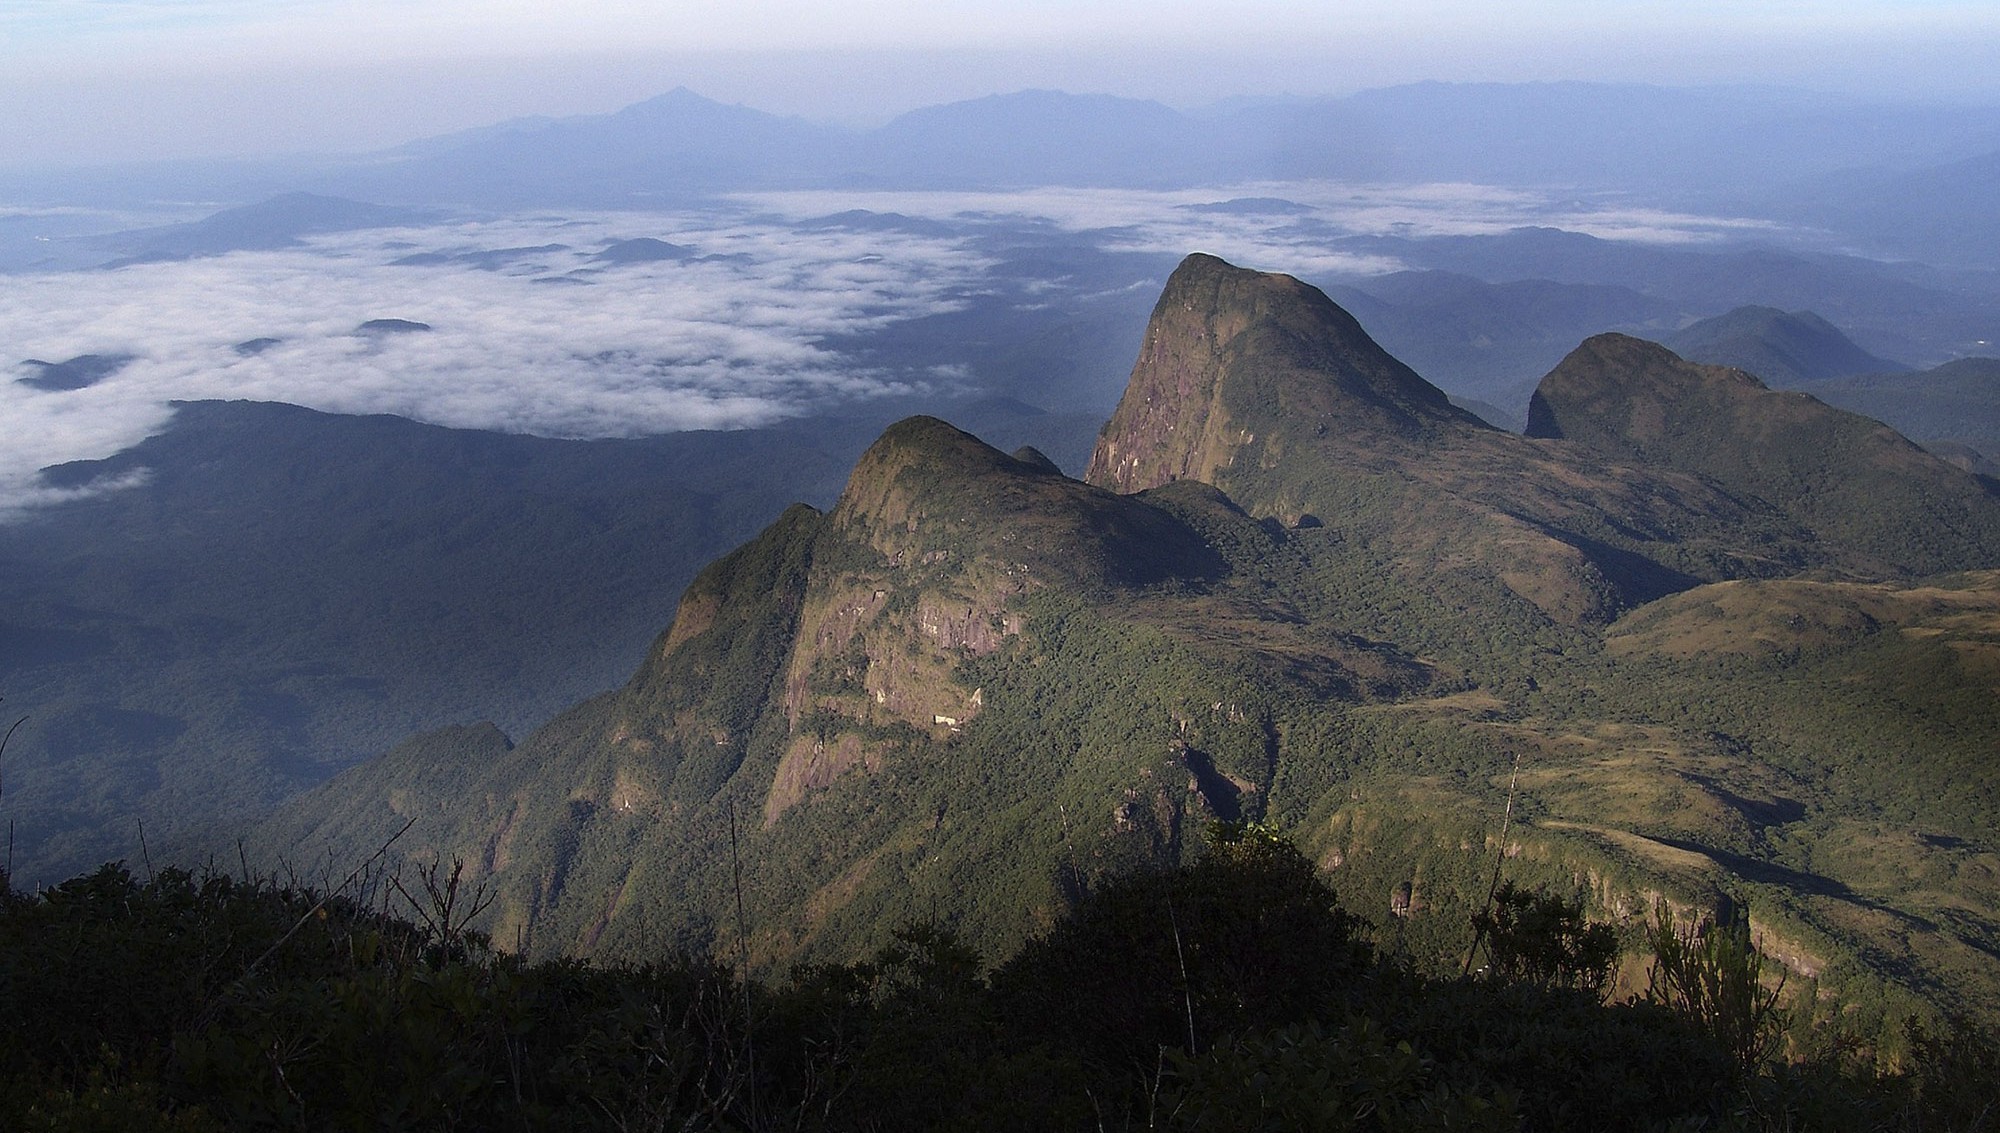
[
  {"left": 1526, "top": 333, "right": 1765, "bottom": 442},
  {"left": 1087, "top": 253, "right": 1464, "bottom": 495},
  {"left": 831, "top": 416, "right": 1054, "bottom": 531}
]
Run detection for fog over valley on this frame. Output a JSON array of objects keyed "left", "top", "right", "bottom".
[{"left": 6, "top": 164, "right": 1986, "bottom": 518}]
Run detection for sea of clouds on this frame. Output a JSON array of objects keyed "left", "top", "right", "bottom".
[{"left": 0, "top": 182, "right": 1773, "bottom": 518}]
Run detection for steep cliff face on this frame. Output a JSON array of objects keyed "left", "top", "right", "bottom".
[
  {"left": 765, "top": 416, "right": 1223, "bottom": 821},
  {"left": 1530, "top": 334, "right": 2000, "bottom": 577},
  {"left": 1087, "top": 252, "right": 1463, "bottom": 495},
  {"left": 1086, "top": 255, "right": 1819, "bottom": 625},
  {"left": 241, "top": 256, "right": 2000, "bottom": 1025}
]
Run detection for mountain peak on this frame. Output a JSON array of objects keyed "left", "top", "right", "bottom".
[
  {"left": 1660, "top": 305, "right": 1905, "bottom": 386},
  {"left": 1525, "top": 332, "right": 1762, "bottom": 440},
  {"left": 833, "top": 416, "right": 1034, "bottom": 523},
  {"left": 1528, "top": 332, "right": 2000, "bottom": 576},
  {"left": 1086, "top": 253, "right": 1465, "bottom": 495}
]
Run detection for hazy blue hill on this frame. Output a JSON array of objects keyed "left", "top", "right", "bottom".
[
  {"left": 1771, "top": 148, "right": 2000, "bottom": 268},
  {"left": 590, "top": 237, "right": 695, "bottom": 263},
  {"left": 14, "top": 353, "right": 135, "bottom": 391},
  {"left": 339, "top": 87, "right": 848, "bottom": 205},
  {"left": 1322, "top": 270, "right": 1679, "bottom": 411},
  {"left": 861, "top": 90, "right": 1211, "bottom": 187},
  {"left": 248, "top": 82, "right": 2000, "bottom": 211},
  {"left": 1661, "top": 305, "right": 1907, "bottom": 386},
  {"left": 1812, "top": 356, "right": 2000, "bottom": 455},
  {"left": 1335, "top": 226, "right": 1998, "bottom": 365},
  {"left": 88, "top": 192, "right": 436, "bottom": 262},
  {"left": 1311, "top": 82, "right": 2000, "bottom": 200}
]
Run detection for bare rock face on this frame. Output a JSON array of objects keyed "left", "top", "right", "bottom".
[
  {"left": 1086, "top": 253, "right": 1459, "bottom": 495},
  {"left": 1083, "top": 255, "right": 1753, "bottom": 624},
  {"left": 761, "top": 416, "right": 1217, "bottom": 822}
]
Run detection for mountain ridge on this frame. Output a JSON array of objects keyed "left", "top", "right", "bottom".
[
  {"left": 238, "top": 254, "right": 2000, "bottom": 1030},
  {"left": 1528, "top": 332, "right": 2000, "bottom": 576}
]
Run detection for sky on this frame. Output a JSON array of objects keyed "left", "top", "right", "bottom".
[{"left": 3, "top": 1, "right": 2000, "bottom": 167}]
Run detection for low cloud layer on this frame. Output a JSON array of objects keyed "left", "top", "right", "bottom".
[
  {"left": 741, "top": 181, "right": 1779, "bottom": 262},
  {"left": 0, "top": 182, "right": 1791, "bottom": 518},
  {"left": 0, "top": 209, "right": 989, "bottom": 517}
]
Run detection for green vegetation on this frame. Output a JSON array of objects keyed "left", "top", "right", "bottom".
[
  {"left": 216, "top": 253, "right": 2000, "bottom": 1061},
  {"left": 5, "top": 829, "right": 1993, "bottom": 1131}
]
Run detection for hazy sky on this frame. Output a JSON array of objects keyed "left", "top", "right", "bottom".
[{"left": 4, "top": 1, "right": 1999, "bottom": 167}]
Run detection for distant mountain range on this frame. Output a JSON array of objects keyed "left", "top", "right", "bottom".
[
  {"left": 7, "top": 81, "right": 1998, "bottom": 273},
  {"left": 314, "top": 84, "right": 2000, "bottom": 209},
  {"left": 241, "top": 255, "right": 2000, "bottom": 1033}
]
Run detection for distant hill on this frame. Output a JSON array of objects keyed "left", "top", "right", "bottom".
[
  {"left": 1322, "top": 270, "right": 1679, "bottom": 411},
  {"left": 14, "top": 353, "right": 134, "bottom": 391},
  {"left": 1327, "top": 226, "right": 1998, "bottom": 367},
  {"left": 292, "top": 83, "right": 2000, "bottom": 220},
  {"left": 1661, "top": 305, "right": 1905, "bottom": 386},
  {"left": 1526, "top": 333, "right": 2000, "bottom": 576},
  {"left": 88, "top": 192, "right": 436, "bottom": 263},
  {"left": 861, "top": 90, "right": 1208, "bottom": 188},
  {"left": 1811, "top": 357, "right": 2000, "bottom": 456},
  {"left": 338, "top": 87, "right": 845, "bottom": 206},
  {"left": 1770, "top": 148, "right": 2000, "bottom": 269},
  {"left": 245, "top": 255, "right": 2000, "bottom": 1031}
]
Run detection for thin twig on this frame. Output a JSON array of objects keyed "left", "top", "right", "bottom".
[
  {"left": 2, "top": 706, "right": 28, "bottom": 884},
  {"left": 1464, "top": 749, "right": 1524, "bottom": 977},
  {"left": 728, "top": 799, "right": 759, "bottom": 1131},
  {"left": 0, "top": 712, "right": 26, "bottom": 799},
  {"left": 228, "top": 817, "right": 416, "bottom": 992},
  {"left": 1166, "top": 890, "right": 1197, "bottom": 1054}
]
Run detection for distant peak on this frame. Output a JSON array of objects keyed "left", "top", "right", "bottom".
[
  {"left": 1662, "top": 305, "right": 1905, "bottom": 385},
  {"left": 1527, "top": 333, "right": 1763, "bottom": 439},
  {"left": 355, "top": 318, "right": 433, "bottom": 336},
  {"left": 1088, "top": 253, "right": 1461, "bottom": 494}
]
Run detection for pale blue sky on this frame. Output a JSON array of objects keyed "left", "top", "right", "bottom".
[{"left": 4, "top": 0, "right": 1998, "bottom": 166}]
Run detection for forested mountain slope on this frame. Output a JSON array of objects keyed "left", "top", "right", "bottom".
[{"left": 247, "top": 255, "right": 2000, "bottom": 1034}]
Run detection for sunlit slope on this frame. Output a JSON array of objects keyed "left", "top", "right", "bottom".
[{"left": 249, "top": 416, "right": 1434, "bottom": 967}]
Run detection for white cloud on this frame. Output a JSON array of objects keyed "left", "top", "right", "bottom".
[
  {"left": 736, "top": 181, "right": 1781, "bottom": 272},
  {"left": 0, "top": 182, "right": 1802, "bottom": 518},
  {"left": 0, "top": 208, "right": 988, "bottom": 517}
]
